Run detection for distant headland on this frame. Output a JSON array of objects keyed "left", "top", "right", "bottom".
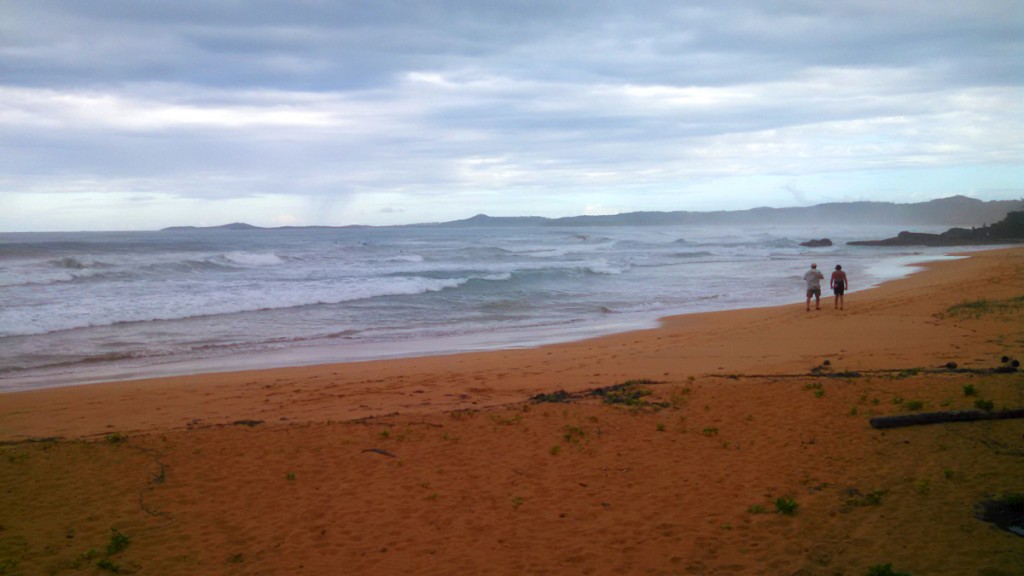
[{"left": 161, "top": 196, "right": 1024, "bottom": 244}]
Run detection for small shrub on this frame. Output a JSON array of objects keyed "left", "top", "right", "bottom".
[
  {"left": 974, "top": 399, "right": 995, "bottom": 412},
  {"left": 902, "top": 400, "right": 924, "bottom": 412},
  {"left": 511, "top": 496, "right": 524, "bottom": 510},
  {"left": 701, "top": 427, "right": 719, "bottom": 437},
  {"left": 774, "top": 496, "right": 798, "bottom": 516},
  {"left": 106, "top": 529, "right": 130, "bottom": 556},
  {"left": 549, "top": 445, "right": 562, "bottom": 456},
  {"left": 962, "top": 384, "right": 977, "bottom": 396},
  {"left": 866, "top": 563, "right": 912, "bottom": 576},
  {"left": 562, "top": 425, "right": 586, "bottom": 443},
  {"left": 747, "top": 504, "right": 767, "bottom": 514},
  {"left": 97, "top": 559, "right": 122, "bottom": 573}
]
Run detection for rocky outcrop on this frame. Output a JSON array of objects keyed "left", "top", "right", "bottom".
[
  {"left": 848, "top": 211, "right": 1024, "bottom": 246},
  {"left": 799, "top": 238, "right": 832, "bottom": 247}
]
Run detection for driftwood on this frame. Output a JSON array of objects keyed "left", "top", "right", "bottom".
[{"left": 870, "top": 408, "right": 1024, "bottom": 429}]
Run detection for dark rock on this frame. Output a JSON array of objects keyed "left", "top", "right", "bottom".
[{"left": 800, "top": 238, "right": 833, "bottom": 247}]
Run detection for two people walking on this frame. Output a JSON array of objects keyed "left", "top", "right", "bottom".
[{"left": 804, "top": 263, "right": 847, "bottom": 311}]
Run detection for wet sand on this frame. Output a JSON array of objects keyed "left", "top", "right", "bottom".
[{"left": 1, "top": 247, "right": 1022, "bottom": 575}]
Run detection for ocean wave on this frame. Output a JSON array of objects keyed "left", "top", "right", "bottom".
[
  {"left": 672, "top": 251, "right": 714, "bottom": 259},
  {"left": 0, "top": 273, "right": 495, "bottom": 338},
  {"left": 582, "top": 260, "right": 628, "bottom": 275},
  {"left": 216, "top": 251, "right": 286, "bottom": 267}
]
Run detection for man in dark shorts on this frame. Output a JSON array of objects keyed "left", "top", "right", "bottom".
[
  {"left": 803, "top": 263, "right": 824, "bottom": 311},
  {"left": 831, "top": 264, "right": 848, "bottom": 310}
]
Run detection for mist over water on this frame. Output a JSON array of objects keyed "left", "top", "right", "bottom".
[{"left": 0, "top": 224, "right": 976, "bottom": 391}]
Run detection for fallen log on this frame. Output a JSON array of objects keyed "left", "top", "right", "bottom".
[{"left": 869, "top": 408, "right": 1024, "bottom": 429}]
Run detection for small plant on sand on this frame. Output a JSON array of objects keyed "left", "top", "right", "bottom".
[
  {"left": 105, "top": 432, "right": 128, "bottom": 444},
  {"left": 106, "top": 529, "right": 130, "bottom": 556},
  {"left": 562, "top": 425, "right": 586, "bottom": 443},
  {"left": 549, "top": 444, "right": 562, "bottom": 456},
  {"left": 97, "top": 558, "right": 123, "bottom": 573},
  {"left": 511, "top": 496, "right": 524, "bottom": 510},
  {"left": 866, "top": 563, "right": 912, "bottom": 576},
  {"left": 962, "top": 384, "right": 977, "bottom": 397},
  {"left": 774, "top": 496, "right": 798, "bottom": 516},
  {"left": 747, "top": 504, "right": 767, "bottom": 514},
  {"left": 974, "top": 398, "right": 995, "bottom": 412},
  {"left": 656, "top": 422, "right": 666, "bottom": 432},
  {"left": 701, "top": 427, "right": 719, "bottom": 437},
  {"left": 902, "top": 400, "right": 924, "bottom": 412},
  {"left": 945, "top": 296, "right": 1024, "bottom": 318},
  {"left": 285, "top": 472, "right": 296, "bottom": 481}
]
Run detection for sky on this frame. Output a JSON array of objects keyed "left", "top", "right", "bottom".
[{"left": 1, "top": 1, "right": 1022, "bottom": 231}]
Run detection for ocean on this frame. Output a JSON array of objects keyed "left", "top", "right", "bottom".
[{"left": 0, "top": 224, "right": 977, "bottom": 391}]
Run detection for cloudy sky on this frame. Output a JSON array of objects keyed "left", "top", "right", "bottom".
[{"left": 1, "top": 1, "right": 1022, "bottom": 231}]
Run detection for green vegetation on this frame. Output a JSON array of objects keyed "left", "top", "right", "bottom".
[
  {"left": 105, "top": 432, "right": 128, "bottom": 444},
  {"left": 774, "top": 496, "right": 798, "bottom": 516},
  {"left": 531, "top": 390, "right": 572, "bottom": 403},
  {"left": 562, "top": 425, "right": 586, "bottom": 443},
  {"left": 511, "top": 496, "right": 524, "bottom": 510},
  {"left": 962, "top": 383, "right": 977, "bottom": 396},
  {"left": 866, "top": 563, "right": 912, "bottom": 576},
  {"left": 944, "top": 295, "right": 1024, "bottom": 318},
  {"left": 590, "top": 380, "right": 669, "bottom": 409},
  {"left": 106, "top": 529, "right": 130, "bottom": 556},
  {"left": 974, "top": 398, "right": 995, "bottom": 412},
  {"left": 902, "top": 400, "right": 924, "bottom": 412}
]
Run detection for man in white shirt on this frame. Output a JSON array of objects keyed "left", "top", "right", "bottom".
[{"left": 803, "top": 263, "right": 825, "bottom": 311}]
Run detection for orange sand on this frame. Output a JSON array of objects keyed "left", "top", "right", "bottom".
[{"left": 1, "top": 247, "right": 1022, "bottom": 575}]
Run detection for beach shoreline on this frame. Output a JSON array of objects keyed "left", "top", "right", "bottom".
[
  {"left": 0, "top": 248, "right": 985, "bottom": 395},
  {"left": 1, "top": 246, "right": 1021, "bottom": 575}
]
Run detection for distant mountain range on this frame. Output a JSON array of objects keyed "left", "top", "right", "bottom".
[{"left": 161, "top": 195, "right": 1024, "bottom": 232}]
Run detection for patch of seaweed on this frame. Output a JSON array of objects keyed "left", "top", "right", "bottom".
[
  {"left": 531, "top": 390, "right": 573, "bottom": 403},
  {"left": 589, "top": 380, "right": 669, "bottom": 409}
]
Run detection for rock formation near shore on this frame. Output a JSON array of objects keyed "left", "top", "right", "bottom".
[
  {"left": 848, "top": 211, "right": 1024, "bottom": 246},
  {"left": 799, "top": 238, "right": 833, "bottom": 247}
]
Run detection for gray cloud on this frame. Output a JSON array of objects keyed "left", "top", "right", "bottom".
[{"left": 0, "top": 0, "right": 1021, "bottom": 230}]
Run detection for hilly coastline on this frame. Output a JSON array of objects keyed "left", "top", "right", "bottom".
[{"left": 162, "top": 195, "right": 1024, "bottom": 232}]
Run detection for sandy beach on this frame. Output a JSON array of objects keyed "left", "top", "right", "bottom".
[{"left": 2, "top": 247, "right": 1022, "bottom": 575}]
